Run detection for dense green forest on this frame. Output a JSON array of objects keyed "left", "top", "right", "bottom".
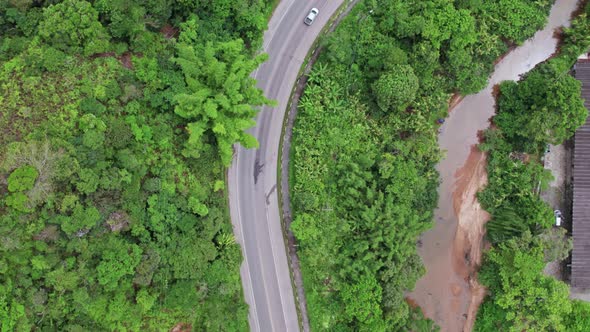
[
  {"left": 0, "top": 0, "right": 273, "bottom": 330},
  {"left": 290, "top": 0, "right": 558, "bottom": 330},
  {"left": 474, "top": 4, "right": 590, "bottom": 331}
]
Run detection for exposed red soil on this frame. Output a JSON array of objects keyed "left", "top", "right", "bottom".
[
  {"left": 405, "top": 296, "right": 421, "bottom": 309},
  {"left": 451, "top": 145, "right": 491, "bottom": 331},
  {"left": 120, "top": 52, "right": 134, "bottom": 69},
  {"left": 170, "top": 323, "right": 191, "bottom": 332},
  {"left": 89, "top": 51, "right": 136, "bottom": 70},
  {"left": 448, "top": 94, "right": 464, "bottom": 113},
  {"left": 407, "top": 145, "right": 491, "bottom": 332},
  {"left": 161, "top": 25, "right": 179, "bottom": 39}
]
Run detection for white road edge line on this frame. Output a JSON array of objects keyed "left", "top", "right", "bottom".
[
  {"left": 236, "top": 0, "right": 341, "bottom": 330},
  {"left": 264, "top": 0, "right": 299, "bottom": 51},
  {"left": 234, "top": 153, "right": 261, "bottom": 332},
  {"left": 242, "top": 1, "right": 301, "bottom": 330},
  {"left": 265, "top": 192, "right": 290, "bottom": 330}
]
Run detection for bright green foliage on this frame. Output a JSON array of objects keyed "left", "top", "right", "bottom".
[
  {"left": 93, "top": 0, "right": 147, "bottom": 41},
  {"left": 478, "top": 233, "right": 572, "bottom": 331},
  {"left": 4, "top": 192, "right": 30, "bottom": 213},
  {"left": 341, "top": 274, "right": 385, "bottom": 328},
  {"left": 75, "top": 168, "right": 100, "bottom": 194},
  {"left": 7, "top": 165, "right": 38, "bottom": 192},
  {"left": 58, "top": 204, "right": 101, "bottom": 236},
  {"left": 173, "top": 23, "right": 271, "bottom": 164},
  {"left": 480, "top": 0, "right": 553, "bottom": 44},
  {"left": 292, "top": 0, "right": 563, "bottom": 330},
  {"left": 97, "top": 238, "right": 143, "bottom": 291},
  {"left": 38, "top": 0, "right": 109, "bottom": 55},
  {"left": 475, "top": 6, "right": 590, "bottom": 329},
  {"left": 373, "top": 65, "right": 419, "bottom": 112},
  {"left": 564, "top": 300, "right": 590, "bottom": 332},
  {"left": 0, "top": 285, "right": 28, "bottom": 331},
  {"left": 292, "top": 60, "right": 438, "bottom": 331},
  {"left": 421, "top": 2, "right": 477, "bottom": 48},
  {"left": 495, "top": 66, "right": 588, "bottom": 148},
  {"left": 0, "top": 0, "right": 274, "bottom": 329}
]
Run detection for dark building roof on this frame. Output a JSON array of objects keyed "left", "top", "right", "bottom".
[{"left": 572, "top": 60, "right": 590, "bottom": 289}]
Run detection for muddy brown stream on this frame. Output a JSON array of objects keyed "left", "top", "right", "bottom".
[{"left": 407, "top": 1, "right": 580, "bottom": 331}]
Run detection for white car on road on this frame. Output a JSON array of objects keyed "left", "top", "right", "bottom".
[{"left": 304, "top": 8, "right": 319, "bottom": 25}]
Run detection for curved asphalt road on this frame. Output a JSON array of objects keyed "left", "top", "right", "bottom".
[{"left": 228, "top": 1, "right": 344, "bottom": 331}]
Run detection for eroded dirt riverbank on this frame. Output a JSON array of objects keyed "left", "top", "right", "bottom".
[{"left": 407, "top": 1, "right": 580, "bottom": 331}]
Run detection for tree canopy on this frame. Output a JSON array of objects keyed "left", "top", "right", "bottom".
[
  {"left": 292, "top": 0, "right": 589, "bottom": 331},
  {"left": 373, "top": 65, "right": 419, "bottom": 112},
  {"left": 478, "top": 233, "right": 572, "bottom": 332},
  {"left": 173, "top": 21, "right": 271, "bottom": 164},
  {"left": 495, "top": 65, "right": 588, "bottom": 147},
  {"left": 475, "top": 4, "right": 590, "bottom": 331},
  {"left": 0, "top": 0, "right": 274, "bottom": 329}
]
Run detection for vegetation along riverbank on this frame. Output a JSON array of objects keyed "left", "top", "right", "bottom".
[
  {"left": 474, "top": 3, "right": 590, "bottom": 331},
  {"left": 289, "top": 0, "right": 576, "bottom": 330}
]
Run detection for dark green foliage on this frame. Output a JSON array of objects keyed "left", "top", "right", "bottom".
[
  {"left": 325, "top": 0, "right": 550, "bottom": 99},
  {"left": 478, "top": 5, "right": 590, "bottom": 245},
  {"left": 406, "top": 308, "right": 440, "bottom": 332},
  {"left": 478, "top": 233, "right": 572, "bottom": 331},
  {"left": 561, "top": 6, "right": 590, "bottom": 62},
  {"left": 564, "top": 300, "right": 590, "bottom": 332},
  {"left": 484, "top": 206, "right": 529, "bottom": 244},
  {"left": 177, "top": 0, "right": 271, "bottom": 50},
  {"left": 477, "top": 130, "right": 554, "bottom": 244},
  {"left": 539, "top": 227, "right": 572, "bottom": 262},
  {"left": 7, "top": 165, "right": 38, "bottom": 192},
  {"left": 0, "top": 0, "right": 274, "bottom": 329},
  {"left": 495, "top": 66, "right": 587, "bottom": 148},
  {"left": 373, "top": 65, "right": 419, "bottom": 112},
  {"left": 292, "top": 68, "right": 438, "bottom": 330},
  {"left": 475, "top": 5, "right": 590, "bottom": 330},
  {"left": 173, "top": 19, "right": 272, "bottom": 165},
  {"left": 292, "top": 0, "right": 562, "bottom": 330}
]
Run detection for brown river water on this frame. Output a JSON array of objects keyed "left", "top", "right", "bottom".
[{"left": 406, "top": 1, "right": 580, "bottom": 331}]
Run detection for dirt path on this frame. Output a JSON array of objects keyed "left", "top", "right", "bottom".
[
  {"left": 452, "top": 146, "right": 490, "bottom": 331},
  {"left": 407, "top": 1, "right": 580, "bottom": 331}
]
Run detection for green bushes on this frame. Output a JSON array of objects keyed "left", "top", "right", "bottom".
[
  {"left": 292, "top": 68, "right": 437, "bottom": 330},
  {"left": 291, "top": 0, "right": 574, "bottom": 330},
  {"left": 475, "top": 3, "right": 590, "bottom": 330},
  {"left": 38, "top": 0, "right": 110, "bottom": 55},
  {"left": 476, "top": 233, "right": 572, "bottom": 332},
  {"left": 373, "top": 65, "right": 419, "bottom": 112},
  {"left": 494, "top": 66, "right": 587, "bottom": 148},
  {"left": 0, "top": 0, "right": 274, "bottom": 330},
  {"left": 479, "top": 0, "right": 554, "bottom": 44},
  {"left": 172, "top": 25, "right": 271, "bottom": 165},
  {"left": 564, "top": 300, "right": 590, "bottom": 332},
  {"left": 7, "top": 165, "right": 38, "bottom": 193}
]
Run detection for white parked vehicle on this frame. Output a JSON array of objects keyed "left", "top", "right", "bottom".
[
  {"left": 554, "top": 210, "right": 563, "bottom": 227},
  {"left": 304, "top": 8, "right": 319, "bottom": 25}
]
